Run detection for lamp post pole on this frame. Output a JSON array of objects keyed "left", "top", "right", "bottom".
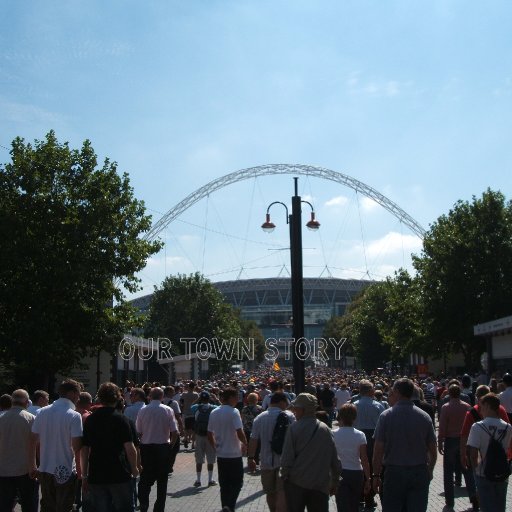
[
  {"left": 290, "top": 178, "right": 305, "bottom": 394},
  {"left": 262, "top": 178, "right": 320, "bottom": 395}
]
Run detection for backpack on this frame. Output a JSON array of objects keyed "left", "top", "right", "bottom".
[
  {"left": 271, "top": 411, "right": 290, "bottom": 455},
  {"left": 241, "top": 405, "right": 260, "bottom": 432},
  {"left": 478, "top": 423, "right": 511, "bottom": 482},
  {"left": 194, "top": 404, "right": 213, "bottom": 436}
]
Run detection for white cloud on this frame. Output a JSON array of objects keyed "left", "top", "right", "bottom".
[
  {"left": 0, "top": 97, "right": 64, "bottom": 126},
  {"left": 146, "top": 255, "right": 188, "bottom": 268},
  {"left": 363, "top": 83, "right": 379, "bottom": 95},
  {"left": 360, "top": 196, "right": 379, "bottom": 212},
  {"left": 492, "top": 77, "right": 512, "bottom": 97},
  {"left": 366, "top": 231, "right": 422, "bottom": 259},
  {"left": 325, "top": 195, "right": 349, "bottom": 207},
  {"left": 346, "top": 73, "right": 414, "bottom": 98},
  {"left": 385, "top": 81, "right": 400, "bottom": 97},
  {"left": 346, "top": 71, "right": 361, "bottom": 88}
]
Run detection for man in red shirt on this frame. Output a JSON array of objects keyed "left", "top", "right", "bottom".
[
  {"left": 460, "top": 385, "right": 510, "bottom": 470},
  {"left": 438, "top": 384, "right": 476, "bottom": 511}
]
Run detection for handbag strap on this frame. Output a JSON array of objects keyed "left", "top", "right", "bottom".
[{"left": 295, "top": 420, "right": 320, "bottom": 458}]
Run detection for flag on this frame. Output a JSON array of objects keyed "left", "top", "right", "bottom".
[{"left": 273, "top": 361, "right": 280, "bottom": 371}]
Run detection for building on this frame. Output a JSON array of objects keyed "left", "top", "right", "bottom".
[
  {"left": 474, "top": 315, "right": 512, "bottom": 376},
  {"left": 215, "top": 277, "right": 371, "bottom": 339},
  {"left": 130, "top": 277, "right": 372, "bottom": 370}
]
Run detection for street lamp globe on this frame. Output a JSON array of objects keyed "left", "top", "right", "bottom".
[
  {"left": 261, "top": 213, "right": 276, "bottom": 233},
  {"left": 306, "top": 212, "right": 320, "bottom": 231}
]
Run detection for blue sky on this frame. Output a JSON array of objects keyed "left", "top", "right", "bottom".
[{"left": 2, "top": 1, "right": 512, "bottom": 298}]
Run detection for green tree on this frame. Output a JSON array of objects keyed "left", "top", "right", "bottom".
[
  {"left": 0, "top": 132, "right": 161, "bottom": 387},
  {"left": 378, "top": 269, "right": 425, "bottom": 363},
  {"left": 413, "top": 189, "right": 512, "bottom": 368},
  {"left": 144, "top": 273, "right": 243, "bottom": 364},
  {"left": 322, "top": 314, "right": 355, "bottom": 367},
  {"left": 324, "top": 284, "right": 391, "bottom": 370},
  {"left": 237, "top": 317, "right": 266, "bottom": 366}
]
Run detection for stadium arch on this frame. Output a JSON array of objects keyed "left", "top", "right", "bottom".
[{"left": 144, "top": 164, "right": 426, "bottom": 241}]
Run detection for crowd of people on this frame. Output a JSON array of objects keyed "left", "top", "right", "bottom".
[{"left": 0, "top": 366, "right": 511, "bottom": 512}]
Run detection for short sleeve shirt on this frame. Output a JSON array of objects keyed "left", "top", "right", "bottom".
[
  {"left": 32, "top": 398, "right": 83, "bottom": 483},
  {"left": 82, "top": 407, "right": 133, "bottom": 484},
  {"left": 335, "top": 389, "right": 351, "bottom": 408},
  {"left": 181, "top": 392, "right": 199, "bottom": 417},
  {"left": 467, "top": 417, "right": 512, "bottom": 477},
  {"left": 207, "top": 405, "right": 243, "bottom": 458},
  {"left": 333, "top": 426, "right": 366, "bottom": 470},
  {"left": 374, "top": 400, "right": 435, "bottom": 466},
  {"left": 165, "top": 399, "right": 181, "bottom": 417},
  {"left": 0, "top": 407, "right": 35, "bottom": 477},
  {"left": 136, "top": 401, "right": 178, "bottom": 444},
  {"left": 251, "top": 408, "right": 295, "bottom": 469}
]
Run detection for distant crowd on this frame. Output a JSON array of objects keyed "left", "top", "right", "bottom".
[{"left": 0, "top": 367, "right": 511, "bottom": 512}]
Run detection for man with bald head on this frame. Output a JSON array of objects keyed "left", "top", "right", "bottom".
[
  {"left": 136, "top": 387, "right": 179, "bottom": 512},
  {"left": 0, "top": 389, "right": 37, "bottom": 511}
]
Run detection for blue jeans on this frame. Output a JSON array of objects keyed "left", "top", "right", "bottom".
[
  {"left": 382, "top": 464, "right": 430, "bottom": 512},
  {"left": 443, "top": 437, "right": 476, "bottom": 506},
  {"left": 83, "top": 481, "right": 133, "bottom": 512},
  {"left": 475, "top": 475, "right": 508, "bottom": 512}
]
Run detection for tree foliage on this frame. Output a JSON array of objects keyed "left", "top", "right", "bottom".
[
  {"left": 0, "top": 132, "right": 162, "bottom": 386},
  {"left": 237, "top": 317, "right": 266, "bottom": 365},
  {"left": 324, "top": 284, "right": 391, "bottom": 370},
  {"left": 323, "top": 272, "right": 425, "bottom": 370},
  {"left": 323, "top": 189, "right": 512, "bottom": 371},
  {"left": 378, "top": 269, "right": 425, "bottom": 363},
  {"left": 413, "top": 189, "right": 512, "bottom": 367},
  {"left": 144, "top": 272, "right": 243, "bottom": 357}
]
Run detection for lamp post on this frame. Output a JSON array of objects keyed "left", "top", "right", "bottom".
[{"left": 261, "top": 177, "right": 320, "bottom": 394}]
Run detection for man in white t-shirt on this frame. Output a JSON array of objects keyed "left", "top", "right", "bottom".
[
  {"left": 207, "top": 388, "right": 247, "bottom": 512},
  {"left": 468, "top": 393, "right": 512, "bottom": 512},
  {"left": 247, "top": 392, "right": 294, "bottom": 512},
  {"left": 334, "top": 382, "right": 351, "bottom": 411},
  {"left": 136, "top": 387, "right": 178, "bottom": 512},
  {"left": 30, "top": 379, "right": 83, "bottom": 511}
]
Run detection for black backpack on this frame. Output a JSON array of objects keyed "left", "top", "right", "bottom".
[
  {"left": 194, "top": 404, "right": 213, "bottom": 436},
  {"left": 271, "top": 411, "right": 290, "bottom": 455},
  {"left": 479, "top": 423, "right": 511, "bottom": 482}
]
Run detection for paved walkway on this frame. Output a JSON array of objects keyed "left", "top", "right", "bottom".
[
  {"left": 155, "top": 445, "right": 512, "bottom": 512},
  {"left": 18, "top": 443, "right": 512, "bottom": 511}
]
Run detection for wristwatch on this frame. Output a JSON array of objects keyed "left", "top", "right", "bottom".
[{"left": 247, "top": 456, "right": 255, "bottom": 460}]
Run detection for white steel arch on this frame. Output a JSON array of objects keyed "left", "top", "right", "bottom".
[{"left": 145, "top": 164, "right": 426, "bottom": 241}]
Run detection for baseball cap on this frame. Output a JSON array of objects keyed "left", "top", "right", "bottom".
[{"left": 290, "top": 393, "right": 318, "bottom": 413}]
